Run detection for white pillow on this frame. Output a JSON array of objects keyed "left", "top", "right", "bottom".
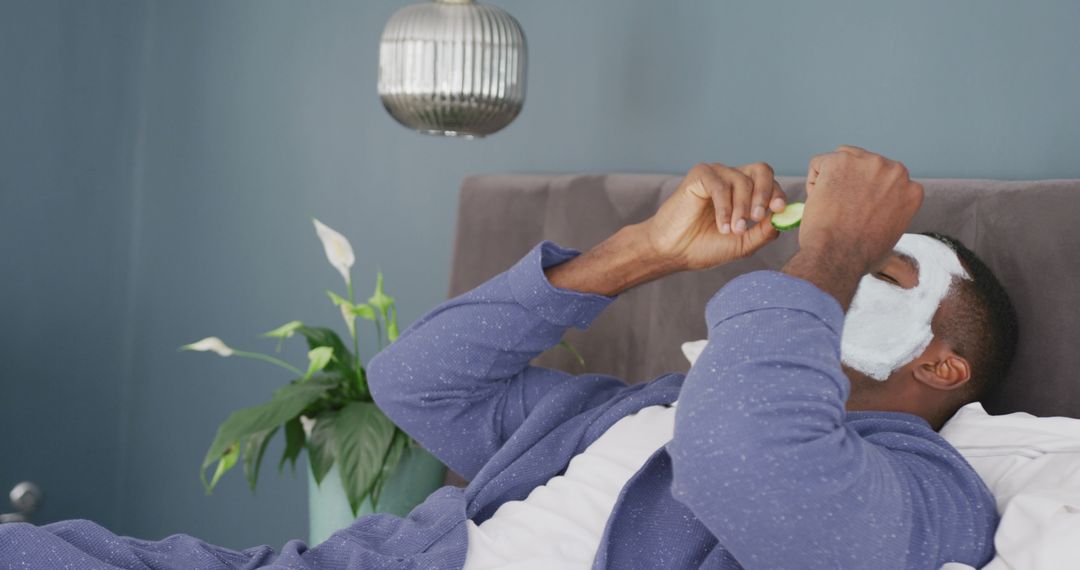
[
  {"left": 939, "top": 402, "right": 1080, "bottom": 570},
  {"left": 680, "top": 339, "right": 708, "bottom": 366},
  {"left": 680, "top": 339, "right": 1080, "bottom": 570}
]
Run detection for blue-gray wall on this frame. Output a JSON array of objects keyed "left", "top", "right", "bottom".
[
  {"left": 0, "top": 0, "right": 148, "bottom": 529},
  {"left": 3, "top": 0, "right": 1079, "bottom": 549}
]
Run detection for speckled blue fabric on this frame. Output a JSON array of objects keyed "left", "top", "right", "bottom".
[
  {"left": 0, "top": 241, "right": 997, "bottom": 569},
  {"left": 668, "top": 268, "right": 998, "bottom": 569}
]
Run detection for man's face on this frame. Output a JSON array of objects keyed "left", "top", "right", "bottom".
[{"left": 840, "top": 234, "right": 969, "bottom": 381}]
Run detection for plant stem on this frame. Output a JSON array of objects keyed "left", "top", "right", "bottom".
[
  {"left": 231, "top": 350, "right": 304, "bottom": 376},
  {"left": 347, "top": 278, "right": 362, "bottom": 380}
]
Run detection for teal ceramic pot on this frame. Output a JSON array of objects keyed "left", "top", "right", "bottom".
[{"left": 307, "top": 445, "right": 447, "bottom": 545}]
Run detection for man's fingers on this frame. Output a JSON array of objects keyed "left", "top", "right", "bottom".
[
  {"left": 738, "top": 162, "right": 776, "bottom": 222},
  {"left": 836, "top": 144, "right": 871, "bottom": 156},
  {"left": 710, "top": 179, "right": 734, "bottom": 234},
  {"left": 690, "top": 164, "right": 733, "bottom": 234},
  {"left": 738, "top": 210, "right": 780, "bottom": 253},
  {"left": 806, "top": 153, "right": 829, "bottom": 196},
  {"left": 769, "top": 180, "right": 787, "bottom": 212},
  {"left": 718, "top": 165, "right": 753, "bottom": 234},
  {"left": 909, "top": 180, "right": 925, "bottom": 212},
  {"left": 679, "top": 162, "right": 789, "bottom": 239},
  {"left": 683, "top": 177, "right": 709, "bottom": 199}
]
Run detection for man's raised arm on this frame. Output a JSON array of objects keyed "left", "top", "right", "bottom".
[
  {"left": 667, "top": 147, "right": 963, "bottom": 568},
  {"left": 366, "top": 238, "right": 618, "bottom": 481}
]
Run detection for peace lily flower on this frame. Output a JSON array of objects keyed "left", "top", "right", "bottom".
[
  {"left": 313, "top": 218, "right": 355, "bottom": 286},
  {"left": 182, "top": 337, "right": 235, "bottom": 357},
  {"left": 299, "top": 415, "right": 317, "bottom": 437},
  {"left": 182, "top": 335, "right": 303, "bottom": 376}
]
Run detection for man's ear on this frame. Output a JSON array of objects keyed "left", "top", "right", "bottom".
[{"left": 912, "top": 338, "right": 972, "bottom": 391}]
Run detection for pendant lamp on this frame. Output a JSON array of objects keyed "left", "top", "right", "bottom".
[{"left": 378, "top": 0, "right": 527, "bottom": 139}]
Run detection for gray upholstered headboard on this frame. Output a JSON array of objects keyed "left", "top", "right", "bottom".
[{"left": 448, "top": 174, "right": 1080, "bottom": 419}]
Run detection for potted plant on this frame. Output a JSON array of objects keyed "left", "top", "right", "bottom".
[{"left": 182, "top": 219, "right": 446, "bottom": 545}]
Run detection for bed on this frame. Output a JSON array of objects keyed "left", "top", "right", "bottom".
[{"left": 447, "top": 173, "right": 1080, "bottom": 568}]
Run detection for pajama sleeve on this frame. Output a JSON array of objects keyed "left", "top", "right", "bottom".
[
  {"left": 668, "top": 271, "right": 996, "bottom": 569},
  {"left": 368, "top": 241, "right": 617, "bottom": 480}
]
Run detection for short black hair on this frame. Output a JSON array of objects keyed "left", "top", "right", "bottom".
[{"left": 922, "top": 232, "right": 1019, "bottom": 405}]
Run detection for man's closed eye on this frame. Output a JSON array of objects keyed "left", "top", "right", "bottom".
[{"left": 874, "top": 272, "right": 901, "bottom": 286}]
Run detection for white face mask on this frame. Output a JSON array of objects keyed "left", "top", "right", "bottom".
[{"left": 840, "top": 234, "right": 970, "bottom": 381}]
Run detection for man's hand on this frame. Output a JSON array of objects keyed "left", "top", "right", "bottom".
[
  {"left": 642, "top": 162, "right": 788, "bottom": 271},
  {"left": 784, "top": 145, "right": 924, "bottom": 309},
  {"left": 544, "top": 162, "right": 787, "bottom": 296}
]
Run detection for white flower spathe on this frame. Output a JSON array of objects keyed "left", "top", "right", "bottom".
[
  {"left": 183, "top": 337, "right": 234, "bottom": 357},
  {"left": 312, "top": 218, "right": 355, "bottom": 286},
  {"left": 299, "top": 415, "right": 316, "bottom": 437}
]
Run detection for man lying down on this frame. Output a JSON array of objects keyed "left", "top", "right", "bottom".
[{"left": 1, "top": 146, "right": 1016, "bottom": 569}]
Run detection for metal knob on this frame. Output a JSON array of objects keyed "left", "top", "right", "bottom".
[{"left": 1, "top": 482, "right": 43, "bottom": 523}]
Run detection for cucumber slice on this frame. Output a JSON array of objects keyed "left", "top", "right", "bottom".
[{"left": 770, "top": 202, "right": 804, "bottom": 231}]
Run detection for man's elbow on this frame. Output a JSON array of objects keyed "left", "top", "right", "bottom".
[
  {"left": 366, "top": 344, "right": 411, "bottom": 421},
  {"left": 668, "top": 445, "right": 715, "bottom": 508},
  {"left": 668, "top": 435, "right": 771, "bottom": 539},
  {"left": 669, "top": 432, "right": 817, "bottom": 538},
  {"left": 667, "top": 426, "right": 755, "bottom": 511}
]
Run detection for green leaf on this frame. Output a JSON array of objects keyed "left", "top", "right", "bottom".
[
  {"left": 558, "top": 340, "right": 585, "bottom": 366},
  {"left": 386, "top": 305, "right": 399, "bottom": 343},
  {"left": 296, "top": 326, "right": 354, "bottom": 378},
  {"left": 367, "top": 272, "right": 395, "bottom": 313},
  {"left": 207, "top": 442, "right": 240, "bottom": 493},
  {"left": 262, "top": 320, "right": 304, "bottom": 339},
  {"left": 307, "top": 416, "right": 336, "bottom": 485},
  {"left": 371, "top": 429, "right": 408, "bottom": 508},
  {"left": 351, "top": 303, "right": 377, "bottom": 321},
  {"left": 332, "top": 402, "right": 396, "bottom": 516},
  {"left": 325, "top": 290, "right": 353, "bottom": 310},
  {"left": 304, "top": 346, "right": 335, "bottom": 380},
  {"left": 279, "top": 417, "right": 305, "bottom": 473},
  {"left": 201, "top": 376, "right": 336, "bottom": 490},
  {"left": 242, "top": 427, "right": 279, "bottom": 492}
]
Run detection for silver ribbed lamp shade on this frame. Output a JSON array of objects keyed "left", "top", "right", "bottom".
[{"left": 378, "top": 0, "right": 527, "bottom": 139}]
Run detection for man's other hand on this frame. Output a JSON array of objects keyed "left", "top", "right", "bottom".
[
  {"left": 784, "top": 146, "right": 924, "bottom": 309},
  {"left": 642, "top": 162, "right": 788, "bottom": 271},
  {"left": 802, "top": 146, "right": 924, "bottom": 273}
]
